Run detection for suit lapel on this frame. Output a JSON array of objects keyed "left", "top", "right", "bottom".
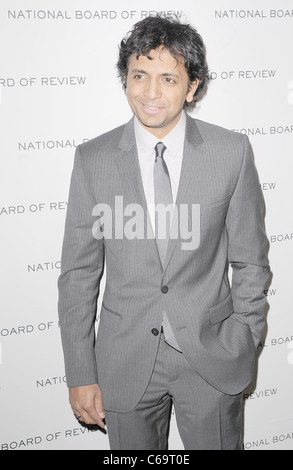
[
  {"left": 162, "top": 115, "right": 205, "bottom": 273},
  {"left": 114, "top": 114, "right": 205, "bottom": 273},
  {"left": 115, "top": 118, "right": 162, "bottom": 270}
]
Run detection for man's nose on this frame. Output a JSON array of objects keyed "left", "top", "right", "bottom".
[{"left": 144, "top": 78, "right": 162, "bottom": 100}]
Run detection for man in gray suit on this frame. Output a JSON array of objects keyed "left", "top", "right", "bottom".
[{"left": 58, "top": 15, "right": 270, "bottom": 450}]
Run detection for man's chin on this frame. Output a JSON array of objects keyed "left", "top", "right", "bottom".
[
  {"left": 136, "top": 115, "right": 166, "bottom": 129},
  {"left": 141, "top": 120, "right": 165, "bottom": 129}
]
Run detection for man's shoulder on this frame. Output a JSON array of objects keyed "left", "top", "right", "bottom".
[
  {"left": 188, "top": 116, "right": 250, "bottom": 170},
  {"left": 192, "top": 116, "right": 246, "bottom": 145},
  {"left": 78, "top": 122, "right": 128, "bottom": 156}
]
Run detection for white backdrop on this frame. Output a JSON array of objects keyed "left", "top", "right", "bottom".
[{"left": 1, "top": 0, "right": 293, "bottom": 451}]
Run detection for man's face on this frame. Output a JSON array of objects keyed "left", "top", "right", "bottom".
[{"left": 125, "top": 47, "right": 198, "bottom": 138}]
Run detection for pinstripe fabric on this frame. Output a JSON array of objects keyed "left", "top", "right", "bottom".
[
  {"left": 105, "top": 333, "right": 243, "bottom": 450},
  {"left": 58, "top": 114, "right": 270, "bottom": 413}
]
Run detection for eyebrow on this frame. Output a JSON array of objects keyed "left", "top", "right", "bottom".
[{"left": 130, "top": 68, "right": 180, "bottom": 79}]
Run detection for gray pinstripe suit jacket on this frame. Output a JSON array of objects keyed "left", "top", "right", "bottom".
[{"left": 58, "top": 114, "right": 270, "bottom": 412}]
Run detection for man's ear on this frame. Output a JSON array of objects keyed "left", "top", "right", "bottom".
[{"left": 186, "top": 78, "right": 199, "bottom": 103}]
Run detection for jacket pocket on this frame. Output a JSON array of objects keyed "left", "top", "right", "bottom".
[
  {"left": 99, "top": 302, "right": 122, "bottom": 331},
  {"left": 209, "top": 293, "right": 234, "bottom": 325}
]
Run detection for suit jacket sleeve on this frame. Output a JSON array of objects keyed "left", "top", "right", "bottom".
[
  {"left": 58, "top": 145, "right": 105, "bottom": 388},
  {"left": 226, "top": 135, "right": 270, "bottom": 348}
]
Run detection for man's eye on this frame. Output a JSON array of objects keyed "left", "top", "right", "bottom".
[
  {"left": 133, "top": 74, "right": 145, "bottom": 80},
  {"left": 163, "top": 77, "right": 175, "bottom": 84}
]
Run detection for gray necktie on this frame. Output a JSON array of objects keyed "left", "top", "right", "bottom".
[{"left": 153, "top": 142, "right": 182, "bottom": 352}]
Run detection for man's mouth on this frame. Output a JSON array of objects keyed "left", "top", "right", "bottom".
[{"left": 140, "top": 102, "right": 165, "bottom": 114}]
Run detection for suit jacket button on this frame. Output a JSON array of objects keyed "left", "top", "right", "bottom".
[
  {"left": 161, "top": 285, "right": 169, "bottom": 293},
  {"left": 151, "top": 328, "right": 159, "bottom": 336}
]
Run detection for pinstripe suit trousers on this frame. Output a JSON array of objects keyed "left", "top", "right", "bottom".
[{"left": 105, "top": 332, "right": 244, "bottom": 450}]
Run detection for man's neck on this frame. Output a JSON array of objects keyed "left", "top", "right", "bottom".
[{"left": 136, "top": 111, "right": 184, "bottom": 139}]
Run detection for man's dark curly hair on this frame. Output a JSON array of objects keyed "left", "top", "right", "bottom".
[{"left": 117, "top": 14, "right": 209, "bottom": 109}]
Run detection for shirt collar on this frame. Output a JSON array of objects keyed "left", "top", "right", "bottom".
[{"left": 134, "top": 111, "right": 186, "bottom": 159}]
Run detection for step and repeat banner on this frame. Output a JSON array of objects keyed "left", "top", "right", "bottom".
[{"left": 0, "top": 0, "right": 293, "bottom": 451}]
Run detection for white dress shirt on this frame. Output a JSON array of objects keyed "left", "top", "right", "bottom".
[{"left": 134, "top": 111, "right": 186, "bottom": 234}]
